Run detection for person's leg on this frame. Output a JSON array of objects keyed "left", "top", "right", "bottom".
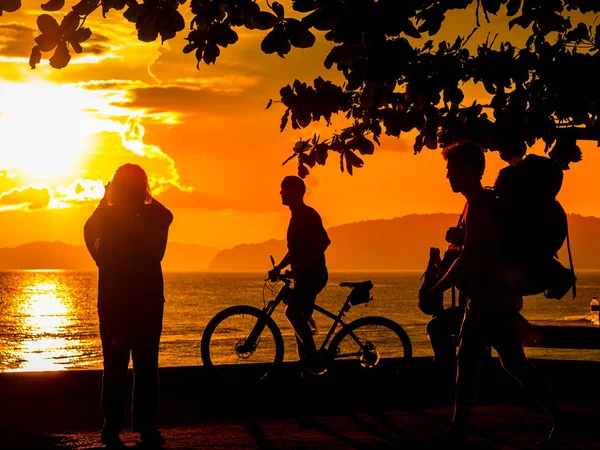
[
  {"left": 450, "top": 310, "right": 489, "bottom": 433},
  {"left": 131, "top": 303, "right": 164, "bottom": 439},
  {"left": 285, "top": 285, "right": 318, "bottom": 361},
  {"left": 99, "top": 320, "right": 131, "bottom": 439},
  {"left": 426, "top": 308, "right": 463, "bottom": 401},
  {"left": 426, "top": 307, "right": 462, "bottom": 365},
  {"left": 493, "top": 316, "right": 565, "bottom": 439}
]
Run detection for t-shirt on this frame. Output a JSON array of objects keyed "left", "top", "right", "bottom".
[
  {"left": 84, "top": 201, "right": 173, "bottom": 310},
  {"left": 287, "top": 204, "right": 330, "bottom": 280}
]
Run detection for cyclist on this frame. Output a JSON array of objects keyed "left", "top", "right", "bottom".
[{"left": 268, "top": 175, "right": 331, "bottom": 376}]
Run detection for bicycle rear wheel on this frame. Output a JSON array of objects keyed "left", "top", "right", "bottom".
[
  {"left": 327, "top": 316, "right": 412, "bottom": 378},
  {"left": 200, "top": 305, "right": 284, "bottom": 382}
]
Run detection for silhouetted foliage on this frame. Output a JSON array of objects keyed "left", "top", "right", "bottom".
[{"left": 5, "top": 0, "right": 600, "bottom": 177}]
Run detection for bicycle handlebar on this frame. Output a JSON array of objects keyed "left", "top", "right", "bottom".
[{"left": 265, "top": 270, "right": 294, "bottom": 283}]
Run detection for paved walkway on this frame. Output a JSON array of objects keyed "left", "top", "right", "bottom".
[{"left": 6, "top": 402, "right": 600, "bottom": 449}]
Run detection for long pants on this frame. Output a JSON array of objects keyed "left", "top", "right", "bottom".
[{"left": 99, "top": 303, "right": 164, "bottom": 434}]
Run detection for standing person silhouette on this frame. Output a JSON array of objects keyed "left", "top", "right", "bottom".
[
  {"left": 268, "top": 176, "right": 331, "bottom": 376},
  {"left": 423, "top": 141, "right": 565, "bottom": 448},
  {"left": 84, "top": 164, "right": 173, "bottom": 449}
]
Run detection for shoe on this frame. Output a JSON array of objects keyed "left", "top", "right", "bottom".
[
  {"left": 100, "top": 431, "right": 125, "bottom": 449},
  {"left": 427, "top": 425, "right": 467, "bottom": 447},
  {"left": 138, "top": 428, "right": 165, "bottom": 448}
]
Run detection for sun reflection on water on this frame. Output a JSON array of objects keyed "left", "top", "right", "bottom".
[{"left": 8, "top": 272, "right": 83, "bottom": 372}]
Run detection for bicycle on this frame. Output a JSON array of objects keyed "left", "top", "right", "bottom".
[{"left": 200, "top": 264, "right": 413, "bottom": 382}]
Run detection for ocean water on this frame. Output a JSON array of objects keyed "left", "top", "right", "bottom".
[{"left": 0, "top": 270, "right": 599, "bottom": 372}]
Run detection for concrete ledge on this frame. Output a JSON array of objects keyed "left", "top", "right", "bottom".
[{"left": 1, "top": 357, "right": 599, "bottom": 434}]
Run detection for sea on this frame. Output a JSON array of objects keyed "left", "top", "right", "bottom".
[{"left": 0, "top": 270, "right": 599, "bottom": 372}]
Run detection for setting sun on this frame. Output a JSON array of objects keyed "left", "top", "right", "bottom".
[{"left": 0, "top": 81, "right": 97, "bottom": 182}]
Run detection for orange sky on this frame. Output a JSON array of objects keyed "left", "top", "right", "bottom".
[{"left": 0, "top": 1, "right": 598, "bottom": 250}]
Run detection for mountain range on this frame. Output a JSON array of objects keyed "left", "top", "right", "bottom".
[{"left": 1, "top": 213, "right": 599, "bottom": 271}]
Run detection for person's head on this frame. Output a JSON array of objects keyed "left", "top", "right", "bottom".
[
  {"left": 442, "top": 141, "right": 486, "bottom": 194},
  {"left": 280, "top": 175, "right": 306, "bottom": 207},
  {"left": 108, "top": 163, "right": 151, "bottom": 207}
]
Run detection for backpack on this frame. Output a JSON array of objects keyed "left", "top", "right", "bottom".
[{"left": 493, "top": 154, "right": 576, "bottom": 299}]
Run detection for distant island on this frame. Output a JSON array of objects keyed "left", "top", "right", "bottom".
[{"left": 0, "top": 213, "right": 599, "bottom": 271}]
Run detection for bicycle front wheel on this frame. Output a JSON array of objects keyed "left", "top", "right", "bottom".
[
  {"left": 200, "top": 305, "right": 285, "bottom": 382},
  {"left": 328, "top": 316, "right": 412, "bottom": 377}
]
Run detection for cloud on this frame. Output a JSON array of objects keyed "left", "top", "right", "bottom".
[
  {"left": 0, "top": 22, "right": 36, "bottom": 58},
  {"left": 0, "top": 185, "right": 52, "bottom": 210},
  {"left": 53, "top": 178, "right": 105, "bottom": 206},
  {"left": 120, "top": 115, "right": 192, "bottom": 194}
]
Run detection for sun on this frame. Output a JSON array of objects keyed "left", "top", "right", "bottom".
[{"left": 0, "top": 81, "right": 97, "bottom": 182}]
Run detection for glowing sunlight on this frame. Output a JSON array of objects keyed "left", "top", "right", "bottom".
[
  {"left": 11, "top": 276, "right": 77, "bottom": 372},
  {"left": 0, "top": 81, "right": 98, "bottom": 182}
]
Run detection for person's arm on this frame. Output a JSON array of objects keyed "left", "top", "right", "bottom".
[
  {"left": 430, "top": 202, "right": 494, "bottom": 296},
  {"left": 146, "top": 196, "right": 174, "bottom": 261},
  {"left": 268, "top": 252, "right": 292, "bottom": 280},
  {"left": 83, "top": 184, "right": 110, "bottom": 264}
]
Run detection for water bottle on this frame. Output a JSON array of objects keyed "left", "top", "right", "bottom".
[{"left": 591, "top": 296, "right": 600, "bottom": 326}]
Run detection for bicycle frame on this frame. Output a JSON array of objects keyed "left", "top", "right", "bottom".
[
  {"left": 242, "top": 279, "right": 290, "bottom": 349},
  {"left": 243, "top": 276, "right": 367, "bottom": 360}
]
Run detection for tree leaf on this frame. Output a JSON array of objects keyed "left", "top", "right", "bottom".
[
  {"left": 345, "top": 150, "right": 364, "bottom": 168},
  {"left": 481, "top": 0, "right": 501, "bottom": 15},
  {"left": 280, "top": 108, "right": 290, "bottom": 131},
  {"left": 506, "top": 0, "right": 522, "bottom": 16},
  {"left": 70, "top": 40, "right": 82, "bottom": 53},
  {"left": 137, "top": 13, "right": 159, "bottom": 42},
  {"left": 292, "top": 0, "right": 316, "bottom": 13},
  {"left": 34, "top": 33, "right": 60, "bottom": 52},
  {"left": 72, "top": 27, "right": 92, "bottom": 43},
  {"left": 162, "top": 7, "right": 185, "bottom": 33},
  {"left": 252, "top": 11, "right": 278, "bottom": 31},
  {"left": 41, "top": 0, "right": 64, "bottom": 12},
  {"left": 213, "top": 24, "right": 238, "bottom": 47},
  {"left": 508, "top": 14, "right": 533, "bottom": 30},
  {"left": 49, "top": 40, "right": 71, "bottom": 68},
  {"left": 29, "top": 45, "right": 41, "bottom": 69},
  {"left": 37, "top": 14, "right": 60, "bottom": 35},
  {"left": 72, "top": 0, "right": 100, "bottom": 16},
  {"left": 261, "top": 25, "right": 289, "bottom": 56},
  {"left": 60, "top": 11, "right": 80, "bottom": 34},
  {"left": 182, "top": 42, "right": 196, "bottom": 54},
  {"left": 403, "top": 19, "right": 421, "bottom": 39},
  {"left": 286, "top": 20, "right": 315, "bottom": 48},
  {"left": 1, "top": 0, "right": 21, "bottom": 12},
  {"left": 271, "top": 1, "right": 284, "bottom": 20},
  {"left": 298, "top": 163, "right": 309, "bottom": 178},
  {"left": 203, "top": 42, "right": 220, "bottom": 64},
  {"left": 123, "top": 3, "right": 144, "bottom": 23}
]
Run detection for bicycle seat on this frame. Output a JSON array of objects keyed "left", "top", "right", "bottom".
[{"left": 340, "top": 281, "right": 373, "bottom": 289}]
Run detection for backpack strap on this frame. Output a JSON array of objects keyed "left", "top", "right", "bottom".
[
  {"left": 450, "top": 202, "right": 468, "bottom": 308},
  {"left": 565, "top": 216, "right": 576, "bottom": 299}
]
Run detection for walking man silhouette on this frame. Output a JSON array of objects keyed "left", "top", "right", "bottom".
[
  {"left": 268, "top": 175, "right": 331, "bottom": 376},
  {"left": 423, "top": 141, "right": 565, "bottom": 448},
  {"left": 84, "top": 164, "right": 173, "bottom": 449}
]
